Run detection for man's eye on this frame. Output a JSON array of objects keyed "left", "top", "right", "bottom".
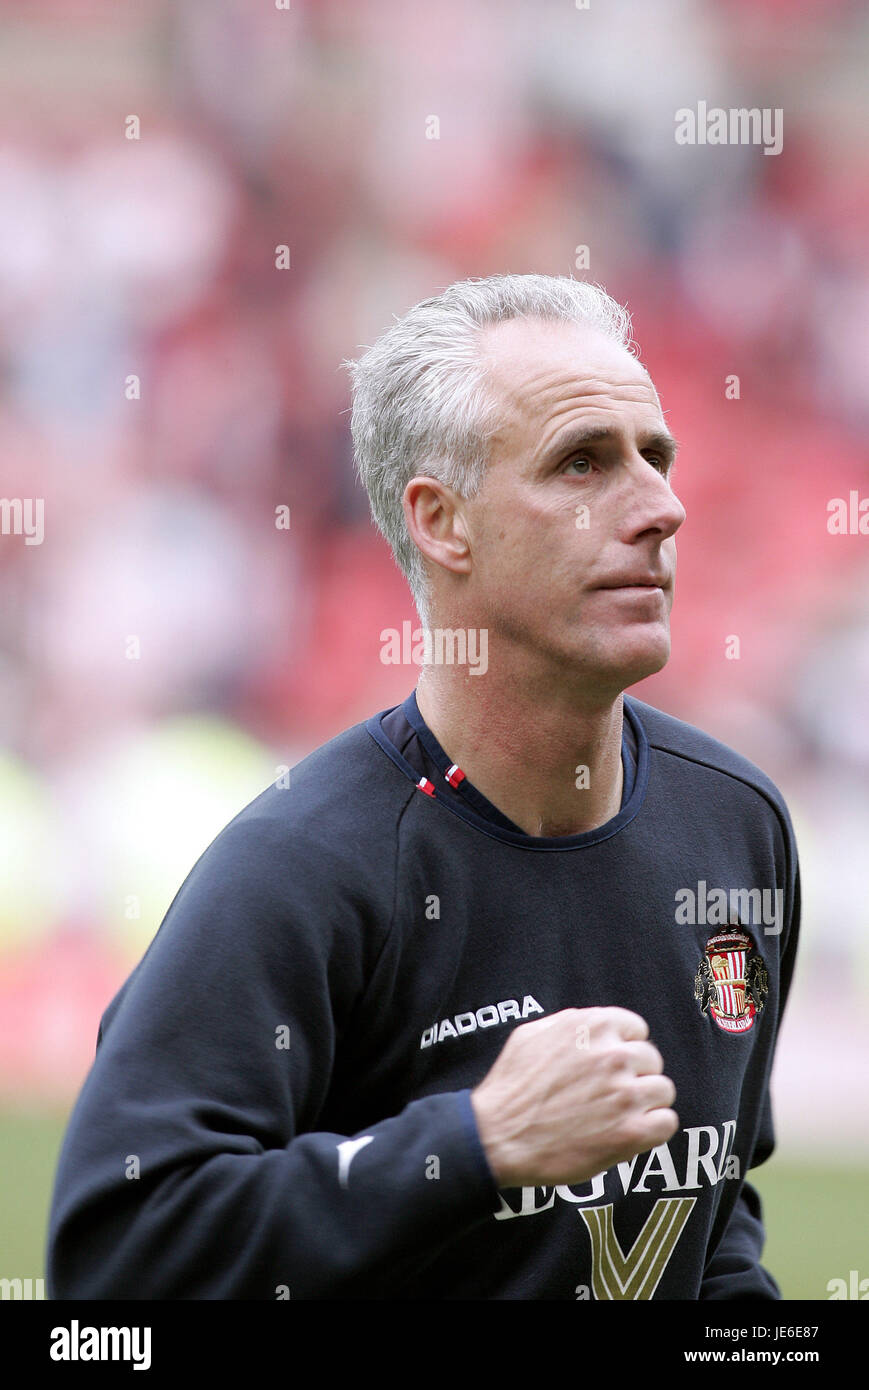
[
  {"left": 647, "top": 455, "right": 670, "bottom": 475},
  {"left": 564, "top": 456, "right": 591, "bottom": 475}
]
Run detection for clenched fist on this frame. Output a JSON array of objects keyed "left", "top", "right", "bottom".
[{"left": 470, "top": 1006, "right": 678, "bottom": 1189}]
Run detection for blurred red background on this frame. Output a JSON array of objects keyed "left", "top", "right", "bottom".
[{"left": 0, "top": 0, "right": 867, "bottom": 1159}]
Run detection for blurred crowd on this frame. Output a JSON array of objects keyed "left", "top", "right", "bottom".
[{"left": 0, "top": 0, "right": 867, "bottom": 1125}]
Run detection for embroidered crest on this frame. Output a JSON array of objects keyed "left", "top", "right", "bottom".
[{"left": 694, "top": 928, "right": 768, "bottom": 1034}]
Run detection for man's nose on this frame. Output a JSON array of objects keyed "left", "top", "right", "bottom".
[{"left": 622, "top": 459, "right": 686, "bottom": 540}]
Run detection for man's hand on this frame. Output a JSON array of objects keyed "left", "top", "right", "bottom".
[{"left": 470, "top": 1006, "right": 678, "bottom": 1189}]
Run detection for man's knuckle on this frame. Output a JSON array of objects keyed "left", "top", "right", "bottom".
[{"left": 599, "top": 1046, "right": 625, "bottom": 1076}]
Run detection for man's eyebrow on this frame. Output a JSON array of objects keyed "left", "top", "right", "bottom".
[{"left": 547, "top": 424, "right": 680, "bottom": 463}]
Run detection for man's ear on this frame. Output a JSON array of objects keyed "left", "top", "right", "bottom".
[{"left": 402, "top": 476, "right": 472, "bottom": 579}]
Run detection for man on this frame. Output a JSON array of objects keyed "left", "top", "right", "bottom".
[{"left": 47, "top": 273, "right": 799, "bottom": 1299}]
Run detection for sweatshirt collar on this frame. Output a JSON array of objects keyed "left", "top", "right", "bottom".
[{"left": 366, "top": 691, "right": 649, "bottom": 851}]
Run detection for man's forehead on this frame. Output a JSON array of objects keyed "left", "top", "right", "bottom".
[{"left": 478, "top": 315, "right": 658, "bottom": 424}]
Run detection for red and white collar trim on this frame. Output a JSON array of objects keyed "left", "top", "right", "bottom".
[{"left": 417, "top": 763, "right": 466, "bottom": 798}]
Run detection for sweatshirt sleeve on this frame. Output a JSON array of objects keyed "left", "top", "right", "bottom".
[
  {"left": 46, "top": 809, "right": 501, "bottom": 1300},
  {"left": 699, "top": 1178, "right": 780, "bottom": 1300},
  {"left": 700, "top": 833, "right": 801, "bottom": 1302}
]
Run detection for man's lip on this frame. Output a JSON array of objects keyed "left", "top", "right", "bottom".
[{"left": 595, "top": 580, "right": 668, "bottom": 589}]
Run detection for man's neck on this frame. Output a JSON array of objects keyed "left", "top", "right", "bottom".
[{"left": 414, "top": 662, "right": 626, "bottom": 838}]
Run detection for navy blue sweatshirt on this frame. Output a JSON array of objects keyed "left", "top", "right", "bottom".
[{"left": 46, "top": 692, "right": 800, "bottom": 1300}]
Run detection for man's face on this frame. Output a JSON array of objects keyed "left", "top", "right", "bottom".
[{"left": 461, "top": 315, "right": 686, "bottom": 694}]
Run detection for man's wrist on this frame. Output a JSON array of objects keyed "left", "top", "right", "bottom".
[{"left": 469, "top": 1086, "right": 514, "bottom": 1189}]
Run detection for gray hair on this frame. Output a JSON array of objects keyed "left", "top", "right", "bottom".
[{"left": 342, "top": 273, "right": 636, "bottom": 620}]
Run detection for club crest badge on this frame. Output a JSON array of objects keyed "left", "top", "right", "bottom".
[{"left": 694, "top": 929, "right": 768, "bottom": 1035}]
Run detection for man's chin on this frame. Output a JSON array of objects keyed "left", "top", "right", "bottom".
[
  {"left": 507, "top": 618, "right": 672, "bottom": 691},
  {"left": 590, "top": 631, "right": 672, "bottom": 692}
]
